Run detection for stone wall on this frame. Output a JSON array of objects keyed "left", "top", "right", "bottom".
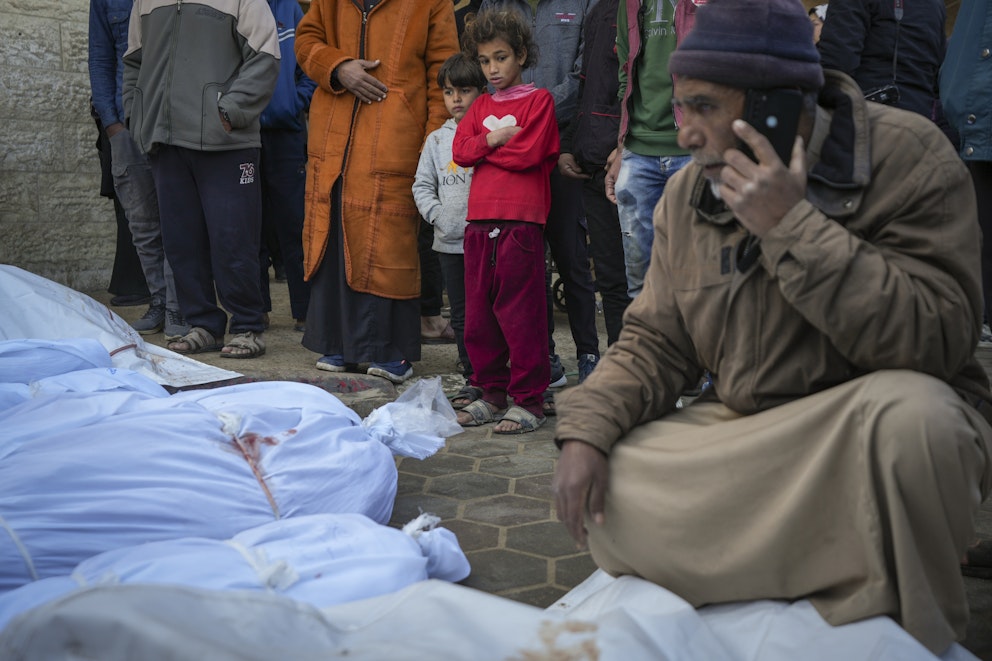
[{"left": 0, "top": 0, "right": 113, "bottom": 291}]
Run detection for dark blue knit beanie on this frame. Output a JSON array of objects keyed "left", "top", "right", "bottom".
[{"left": 669, "top": 0, "right": 824, "bottom": 91}]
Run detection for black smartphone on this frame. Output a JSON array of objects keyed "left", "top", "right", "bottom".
[
  {"left": 740, "top": 88, "right": 803, "bottom": 165},
  {"left": 864, "top": 84, "right": 900, "bottom": 106}
]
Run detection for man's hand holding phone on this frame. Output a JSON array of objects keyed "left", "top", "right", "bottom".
[{"left": 720, "top": 98, "right": 808, "bottom": 239}]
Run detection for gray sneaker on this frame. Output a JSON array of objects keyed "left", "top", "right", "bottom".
[
  {"left": 164, "top": 308, "right": 190, "bottom": 341},
  {"left": 577, "top": 354, "right": 599, "bottom": 383},
  {"left": 549, "top": 353, "right": 567, "bottom": 388},
  {"left": 132, "top": 305, "right": 165, "bottom": 335}
]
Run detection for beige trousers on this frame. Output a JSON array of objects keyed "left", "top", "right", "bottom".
[{"left": 587, "top": 370, "right": 992, "bottom": 654}]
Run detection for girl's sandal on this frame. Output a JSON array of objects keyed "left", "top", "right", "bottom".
[
  {"left": 493, "top": 406, "right": 546, "bottom": 435},
  {"left": 457, "top": 399, "right": 505, "bottom": 427},
  {"left": 167, "top": 327, "right": 224, "bottom": 355}
]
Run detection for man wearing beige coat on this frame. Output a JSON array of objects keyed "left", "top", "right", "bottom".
[{"left": 552, "top": 0, "right": 992, "bottom": 654}]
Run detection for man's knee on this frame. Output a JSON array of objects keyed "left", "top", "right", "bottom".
[
  {"left": 864, "top": 370, "right": 968, "bottom": 426},
  {"left": 861, "top": 370, "right": 990, "bottom": 489},
  {"left": 863, "top": 368, "right": 956, "bottom": 412}
]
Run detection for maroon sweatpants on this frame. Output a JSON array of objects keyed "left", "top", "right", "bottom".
[{"left": 464, "top": 221, "right": 550, "bottom": 418}]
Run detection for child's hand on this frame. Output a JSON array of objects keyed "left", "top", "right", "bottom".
[{"left": 486, "top": 125, "right": 522, "bottom": 148}]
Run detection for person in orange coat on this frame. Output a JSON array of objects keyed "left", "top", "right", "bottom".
[{"left": 295, "top": 0, "right": 459, "bottom": 383}]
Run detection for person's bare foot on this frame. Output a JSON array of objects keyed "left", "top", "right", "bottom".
[
  {"left": 421, "top": 315, "right": 448, "bottom": 336},
  {"left": 493, "top": 417, "right": 522, "bottom": 433},
  {"left": 421, "top": 315, "right": 455, "bottom": 343},
  {"left": 219, "top": 331, "right": 266, "bottom": 359},
  {"left": 491, "top": 406, "right": 546, "bottom": 435}
]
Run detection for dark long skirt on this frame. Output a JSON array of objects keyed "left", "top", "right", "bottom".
[{"left": 301, "top": 182, "right": 420, "bottom": 364}]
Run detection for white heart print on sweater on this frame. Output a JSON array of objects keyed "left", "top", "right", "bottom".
[{"left": 482, "top": 114, "right": 518, "bottom": 131}]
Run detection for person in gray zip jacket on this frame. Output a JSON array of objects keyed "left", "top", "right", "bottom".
[{"left": 122, "top": 0, "right": 280, "bottom": 359}]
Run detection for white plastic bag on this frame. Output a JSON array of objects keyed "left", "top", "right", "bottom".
[{"left": 362, "top": 377, "right": 462, "bottom": 459}]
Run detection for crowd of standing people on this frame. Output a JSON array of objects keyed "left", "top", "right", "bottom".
[
  {"left": 88, "top": 0, "right": 990, "bottom": 395},
  {"left": 88, "top": 0, "right": 992, "bottom": 653}
]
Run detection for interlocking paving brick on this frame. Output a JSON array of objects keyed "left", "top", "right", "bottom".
[
  {"left": 429, "top": 472, "right": 511, "bottom": 500},
  {"left": 555, "top": 554, "right": 598, "bottom": 588},
  {"left": 461, "top": 549, "right": 548, "bottom": 593},
  {"left": 446, "top": 435, "right": 520, "bottom": 458},
  {"left": 438, "top": 519, "right": 499, "bottom": 552},
  {"left": 389, "top": 493, "right": 459, "bottom": 527},
  {"left": 463, "top": 494, "right": 551, "bottom": 527},
  {"left": 396, "top": 452, "right": 475, "bottom": 477},
  {"left": 514, "top": 473, "right": 554, "bottom": 500},
  {"left": 520, "top": 440, "right": 561, "bottom": 458},
  {"left": 506, "top": 521, "right": 578, "bottom": 557},
  {"left": 395, "top": 471, "right": 427, "bottom": 496},
  {"left": 478, "top": 454, "right": 554, "bottom": 478}
]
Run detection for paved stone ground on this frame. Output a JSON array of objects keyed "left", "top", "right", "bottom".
[{"left": 92, "top": 279, "right": 992, "bottom": 658}]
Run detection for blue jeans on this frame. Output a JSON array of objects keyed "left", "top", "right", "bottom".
[{"left": 614, "top": 151, "right": 691, "bottom": 297}]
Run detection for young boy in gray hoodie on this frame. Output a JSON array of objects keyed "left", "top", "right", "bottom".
[{"left": 413, "top": 53, "right": 488, "bottom": 394}]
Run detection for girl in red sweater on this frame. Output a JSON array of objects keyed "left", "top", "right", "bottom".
[{"left": 452, "top": 10, "right": 559, "bottom": 434}]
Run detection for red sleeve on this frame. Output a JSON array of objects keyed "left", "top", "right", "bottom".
[
  {"left": 452, "top": 97, "right": 493, "bottom": 167},
  {"left": 485, "top": 91, "right": 559, "bottom": 171}
]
